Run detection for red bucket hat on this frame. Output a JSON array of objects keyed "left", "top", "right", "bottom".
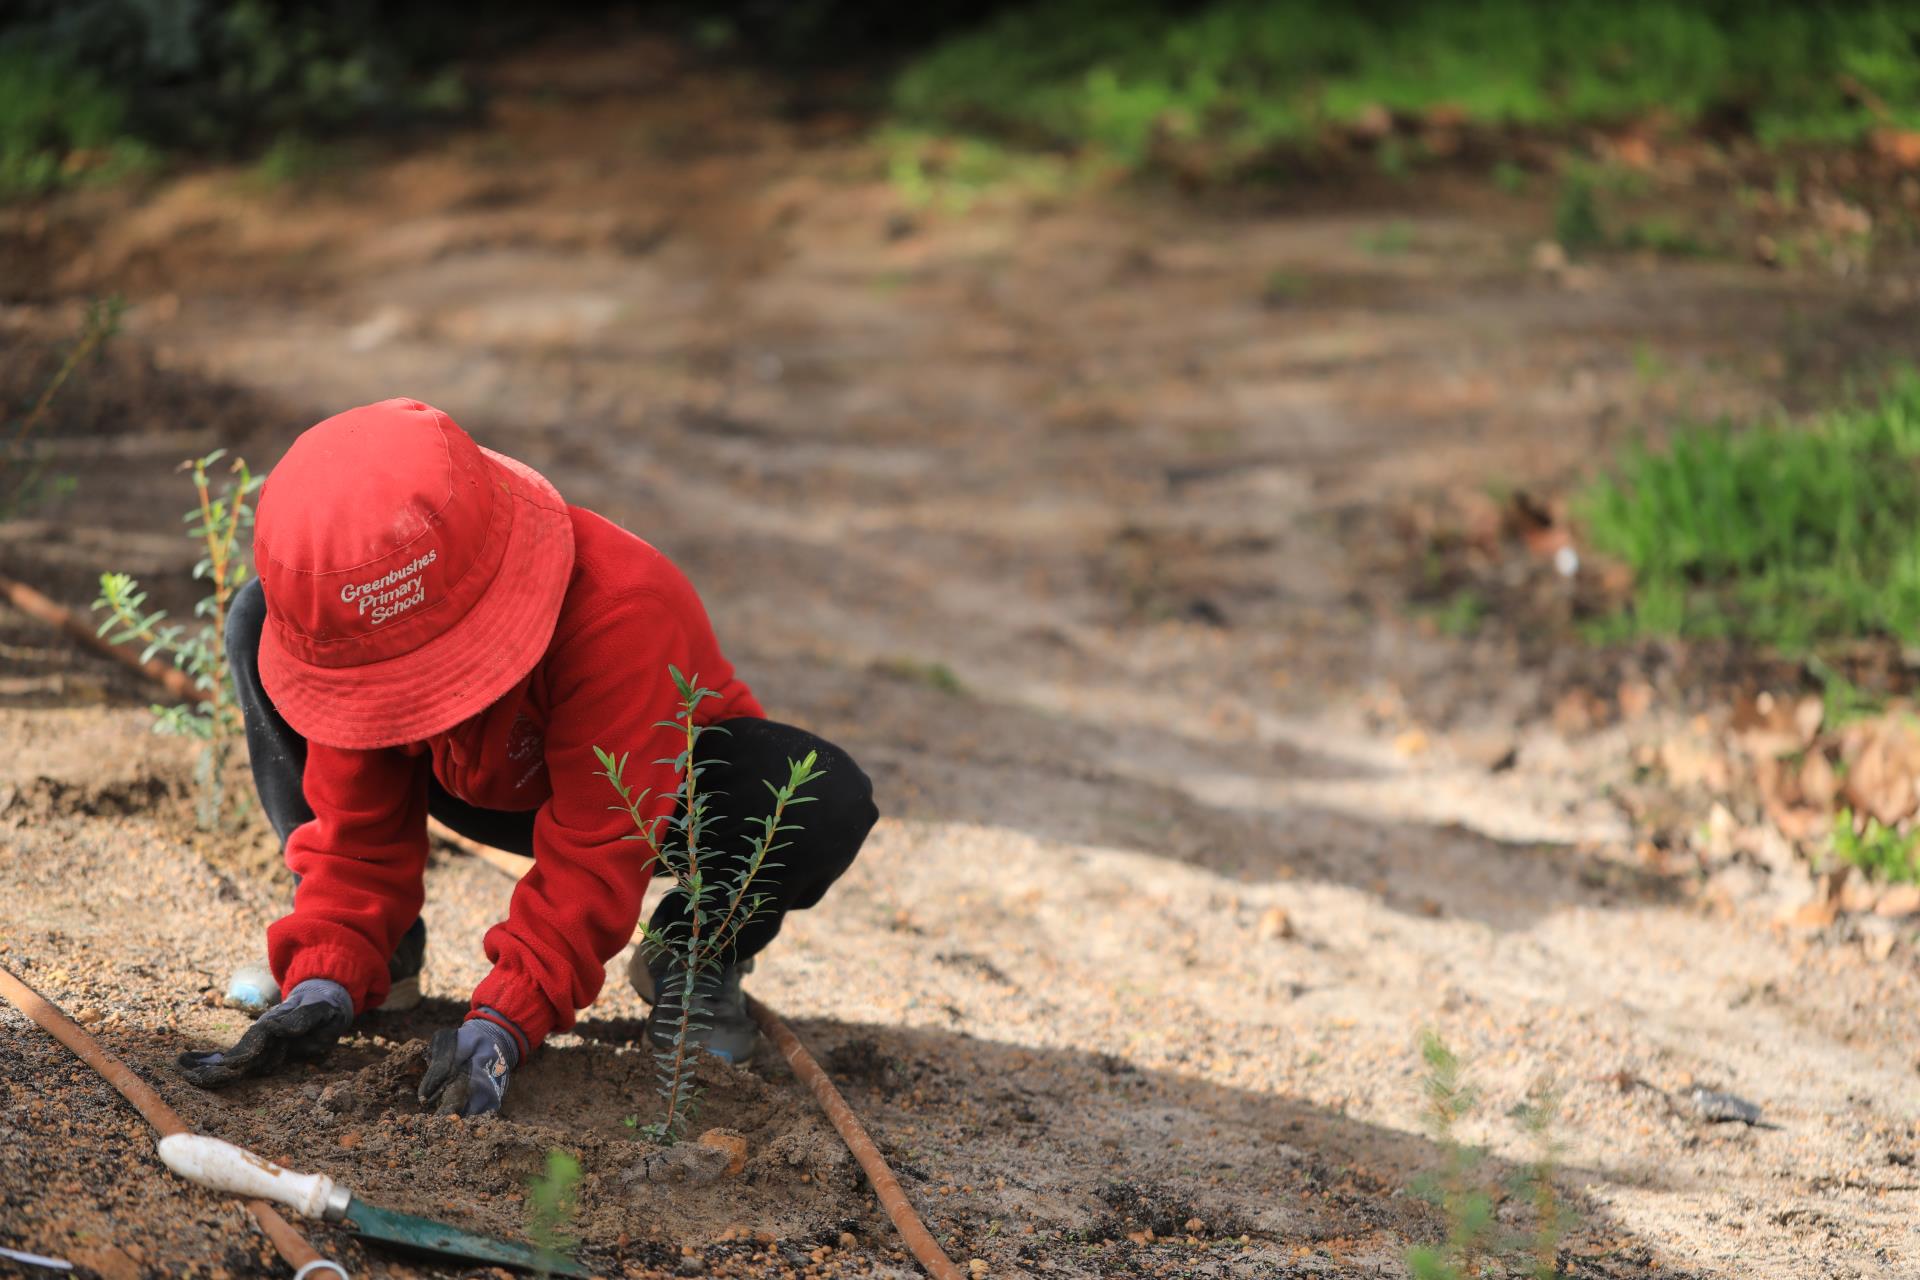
[{"left": 253, "top": 399, "right": 575, "bottom": 749}]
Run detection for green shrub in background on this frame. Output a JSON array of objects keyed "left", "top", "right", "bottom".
[
  {"left": 1580, "top": 371, "right": 1920, "bottom": 651},
  {"left": 0, "top": 0, "right": 474, "bottom": 196},
  {"left": 0, "top": 48, "right": 153, "bottom": 198},
  {"left": 893, "top": 0, "right": 1920, "bottom": 177}
]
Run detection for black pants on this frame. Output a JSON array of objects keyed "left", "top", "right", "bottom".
[{"left": 227, "top": 577, "right": 876, "bottom": 970}]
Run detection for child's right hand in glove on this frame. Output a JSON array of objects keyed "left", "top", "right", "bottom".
[
  {"left": 176, "top": 978, "right": 354, "bottom": 1087},
  {"left": 418, "top": 1018, "right": 519, "bottom": 1117}
]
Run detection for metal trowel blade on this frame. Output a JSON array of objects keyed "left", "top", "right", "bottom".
[{"left": 343, "top": 1196, "right": 589, "bottom": 1277}]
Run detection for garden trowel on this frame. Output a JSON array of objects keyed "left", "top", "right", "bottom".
[{"left": 157, "top": 1133, "right": 588, "bottom": 1276}]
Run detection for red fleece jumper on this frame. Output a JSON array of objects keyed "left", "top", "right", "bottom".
[{"left": 267, "top": 508, "right": 762, "bottom": 1056}]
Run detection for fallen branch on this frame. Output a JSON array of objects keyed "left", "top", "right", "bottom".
[
  {"left": 0, "top": 571, "right": 196, "bottom": 700},
  {"left": 0, "top": 963, "right": 345, "bottom": 1279},
  {"left": 428, "top": 819, "right": 534, "bottom": 881},
  {"left": 455, "top": 836, "right": 966, "bottom": 1280}
]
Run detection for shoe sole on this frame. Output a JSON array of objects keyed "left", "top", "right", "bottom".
[
  {"left": 629, "top": 949, "right": 754, "bottom": 1007},
  {"left": 645, "top": 1014, "right": 759, "bottom": 1065},
  {"left": 380, "top": 973, "right": 424, "bottom": 1012},
  {"left": 628, "top": 947, "right": 657, "bottom": 1005},
  {"left": 223, "top": 964, "right": 280, "bottom": 1014}
]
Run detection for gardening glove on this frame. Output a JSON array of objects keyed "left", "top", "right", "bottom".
[
  {"left": 177, "top": 978, "right": 354, "bottom": 1088},
  {"left": 419, "top": 1018, "right": 519, "bottom": 1117}
]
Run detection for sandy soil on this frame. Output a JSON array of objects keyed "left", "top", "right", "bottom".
[{"left": 5, "top": 30, "right": 1920, "bottom": 1280}]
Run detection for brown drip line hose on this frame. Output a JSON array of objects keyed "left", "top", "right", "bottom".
[
  {"left": 0, "top": 964, "right": 346, "bottom": 1279},
  {"left": 1, "top": 574, "right": 967, "bottom": 1279},
  {"left": 437, "top": 822, "right": 968, "bottom": 1280},
  {"left": 742, "top": 993, "right": 967, "bottom": 1280}
]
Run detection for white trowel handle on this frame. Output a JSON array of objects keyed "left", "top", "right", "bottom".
[{"left": 157, "top": 1133, "right": 353, "bottom": 1221}]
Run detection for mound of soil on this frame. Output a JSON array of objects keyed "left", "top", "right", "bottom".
[{"left": 247, "top": 1037, "right": 865, "bottom": 1262}]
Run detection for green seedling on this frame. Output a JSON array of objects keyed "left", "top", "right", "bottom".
[
  {"left": 94, "top": 450, "right": 260, "bottom": 830},
  {"left": 1553, "top": 174, "right": 1604, "bottom": 256},
  {"left": 1510, "top": 1080, "right": 1571, "bottom": 1279},
  {"left": 1408, "top": 1031, "right": 1496, "bottom": 1278},
  {"left": 1407, "top": 1033, "right": 1570, "bottom": 1279},
  {"left": 526, "top": 1147, "right": 583, "bottom": 1276},
  {"left": 596, "top": 667, "right": 824, "bottom": 1141}
]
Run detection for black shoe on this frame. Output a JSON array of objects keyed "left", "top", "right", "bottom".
[
  {"left": 631, "top": 951, "right": 758, "bottom": 1064},
  {"left": 382, "top": 918, "right": 428, "bottom": 1012}
]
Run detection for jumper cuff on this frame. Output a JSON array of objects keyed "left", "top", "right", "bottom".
[
  {"left": 468, "top": 970, "right": 560, "bottom": 1054},
  {"left": 276, "top": 945, "right": 389, "bottom": 1015},
  {"left": 471, "top": 1005, "right": 534, "bottom": 1061}
]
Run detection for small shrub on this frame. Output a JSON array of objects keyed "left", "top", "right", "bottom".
[
  {"left": 1511, "top": 1081, "right": 1571, "bottom": 1280},
  {"left": 1553, "top": 174, "right": 1604, "bottom": 256},
  {"left": 1407, "top": 1032, "right": 1569, "bottom": 1279},
  {"left": 1408, "top": 1031, "right": 1496, "bottom": 1278},
  {"left": 1579, "top": 370, "right": 1920, "bottom": 651},
  {"left": 93, "top": 450, "right": 260, "bottom": 830},
  {"left": 596, "top": 668, "right": 824, "bottom": 1141},
  {"left": 3, "top": 299, "right": 124, "bottom": 518}
]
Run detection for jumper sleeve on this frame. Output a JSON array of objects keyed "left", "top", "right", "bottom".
[
  {"left": 267, "top": 744, "right": 431, "bottom": 1012},
  {"left": 467, "top": 594, "right": 708, "bottom": 1051}
]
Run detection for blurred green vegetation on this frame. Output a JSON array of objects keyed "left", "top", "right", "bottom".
[
  {"left": 10, "top": 1, "right": 1920, "bottom": 201},
  {"left": 0, "top": 47, "right": 154, "bottom": 198},
  {"left": 0, "top": 0, "right": 476, "bottom": 198},
  {"left": 880, "top": 127, "right": 1086, "bottom": 213},
  {"left": 893, "top": 1, "right": 1920, "bottom": 177},
  {"left": 1579, "top": 371, "right": 1920, "bottom": 651},
  {"left": 1833, "top": 809, "right": 1920, "bottom": 883}
]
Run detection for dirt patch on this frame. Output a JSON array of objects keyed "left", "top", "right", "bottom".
[{"left": 226, "top": 1040, "right": 866, "bottom": 1264}]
